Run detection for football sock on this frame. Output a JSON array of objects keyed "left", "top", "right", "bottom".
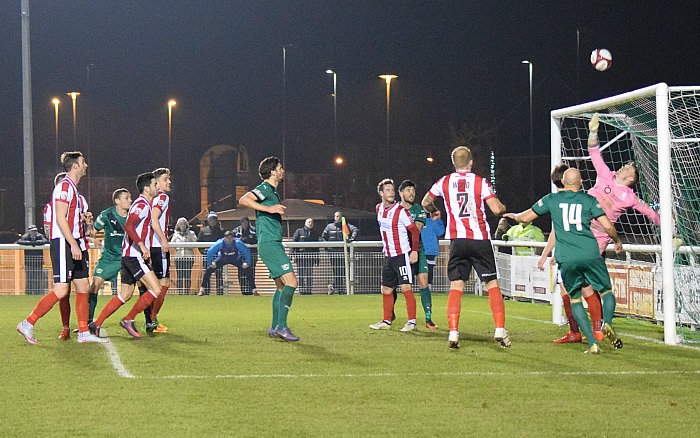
[
  {"left": 88, "top": 291, "right": 98, "bottom": 323},
  {"left": 58, "top": 294, "right": 71, "bottom": 329},
  {"left": 562, "top": 294, "right": 579, "bottom": 333},
  {"left": 419, "top": 287, "right": 432, "bottom": 321},
  {"left": 382, "top": 293, "right": 394, "bottom": 321},
  {"left": 75, "top": 292, "right": 89, "bottom": 333},
  {"left": 271, "top": 290, "right": 281, "bottom": 328},
  {"left": 152, "top": 285, "right": 168, "bottom": 320},
  {"left": 600, "top": 291, "right": 616, "bottom": 325},
  {"left": 277, "top": 285, "right": 296, "bottom": 329},
  {"left": 585, "top": 294, "right": 603, "bottom": 332},
  {"left": 594, "top": 291, "right": 604, "bottom": 328},
  {"left": 125, "top": 290, "right": 157, "bottom": 320},
  {"left": 27, "top": 291, "right": 60, "bottom": 325},
  {"left": 487, "top": 286, "right": 506, "bottom": 328},
  {"left": 447, "top": 289, "right": 463, "bottom": 331},
  {"left": 138, "top": 284, "right": 153, "bottom": 324},
  {"left": 403, "top": 289, "right": 417, "bottom": 321},
  {"left": 94, "top": 295, "right": 126, "bottom": 327},
  {"left": 571, "top": 299, "right": 595, "bottom": 346}
]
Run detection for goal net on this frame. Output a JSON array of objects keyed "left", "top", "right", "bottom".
[{"left": 551, "top": 83, "right": 700, "bottom": 345}]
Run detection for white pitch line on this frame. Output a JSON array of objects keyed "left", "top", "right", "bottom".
[
  {"left": 149, "top": 369, "right": 700, "bottom": 380},
  {"left": 101, "top": 329, "right": 134, "bottom": 378}
]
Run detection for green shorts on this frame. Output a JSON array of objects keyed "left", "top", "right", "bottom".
[
  {"left": 559, "top": 257, "right": 612, "bottom": 299},
  {"left": 412, "top": 249, "right": 429, "bottom": 275},
  {"left": 259, "top": 241, "right": 294, "bottom": 279},
  {"left": 93, "top": 257, "right": 121, "bottom": 282}
]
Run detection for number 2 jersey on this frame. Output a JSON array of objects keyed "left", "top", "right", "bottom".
[
  {"left": 531, "top": 190, "right": 605, "bottom": 263},
  {"left": 427, "top": 171, "right": 496, "bottom": 240}
]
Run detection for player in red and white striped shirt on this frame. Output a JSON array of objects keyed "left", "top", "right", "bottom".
[
  {"left": 422, "top": 146, "right": 510, "bottom": 349},
  {"left": 17, "top": 152, "right": 105, "bottom": 344},
  {"left": 141, "top": 168, "right": 172, "bottom": 333},
  {"left": 91, "top": 172, "right": 164, "bottom": 339},
  {"left": 369, "top": 179, "right": 421, "bottom": 332}
]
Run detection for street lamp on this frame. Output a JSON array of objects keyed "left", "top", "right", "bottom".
[
  {"left": 52, "top": 98, "right": 60, "bottom": 169},
  {"left": 168, "top": 99, "right": 176, "bottom": 170},
  {"left": 67, "top": 92, "right": 80, "bottom": 148},
  {"left": 521, "top": 60, "right": 533, "bottom": 194},
  {"left": 281, "top": 44, "right": 293, "bottom": 199},
  {"left": 378, "top": 74, "right": 397, "bottom": 147},
  {"left": 326, "top": 70, "right": 338, "bottom": 155}
]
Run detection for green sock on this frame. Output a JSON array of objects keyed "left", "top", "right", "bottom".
[
  {"left": 601, "top": 292, "right": 616, "bottom": 325},
  {"left": 88, "top": 292, "right": 98, "bottom": 323},
  {"left": 571, "top": 300, "right": 596, "bottom": 346},
  {"left": 420, "top": 288, "right": 432, "bottom": 321},
  {"left": 277, "top": 285, "right": 296, "bottom": 329},
  {"left": 271, "top": 290, "right": 281, "bottom": 329}
]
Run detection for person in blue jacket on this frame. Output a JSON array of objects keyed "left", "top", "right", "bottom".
[
  {"left": 198, "top": 230, "right": 253, "bottom": 296},
  {"left": 421, "top": 210, "right": 445, "bottom": 287}
]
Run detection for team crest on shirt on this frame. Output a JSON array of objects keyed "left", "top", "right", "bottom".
[
  {"left": 595, "top": 203, "right": 601, "bottom": 209},
  {"left": 157, "top": 198, "right": 165, "bottom": 207},
  {"left": 60, "top": 191, "right": 68, "bottom": 200},
  {"left": 537, "top": 199, "right": 543, "bottom": 206},
  {"left": 133, "top": 206, "right": 143, "bottom": 215},
  {"left": 253, "top": 189, "right": 265, "bottom": 200},
  {"left": 281, "top": 263, "right": 290, "bottom": 270}
]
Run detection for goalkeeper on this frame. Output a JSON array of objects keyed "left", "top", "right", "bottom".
[
  {"left": 586, "top": 113, "right": 660, "bottom": 253},
  {"left": 198, "top": 231, "right": 253, "bottom": 296}
]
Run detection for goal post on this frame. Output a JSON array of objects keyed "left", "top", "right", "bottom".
[{"left": 550, "top": 82, "right": 700, "bottom": 346}]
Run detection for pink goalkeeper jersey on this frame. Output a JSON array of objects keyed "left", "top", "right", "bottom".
[
  {"left": 428, "top": 171, "right": 496, "bottom": 240},
  {"left": 150, "top": 190, "right": 170, "bottom": 248},
  {"left": 587, "top": 145, "right": 660, "bottom": 228}
]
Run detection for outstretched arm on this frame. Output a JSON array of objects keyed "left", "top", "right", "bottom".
[
  {"left": 587, "top": 113, "right": 613, "bottom": 176},
  {"left": 504, "top": 209, "right": 538, "bottom": 224},
  {"left": 632, "top": 199, "right": 661, "bottom": 226}
]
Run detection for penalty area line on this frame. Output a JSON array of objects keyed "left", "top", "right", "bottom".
[{"left": 101, "top": 329, "right": 135, "bottom": 378}]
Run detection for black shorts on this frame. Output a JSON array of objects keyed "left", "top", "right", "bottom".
[
  {"left": 447, "top": 239, "right": 498, "bottom": 283},
  {"left": 150, "top": 247, "right": 171, "bottom": 279},
  {"left": 121, "top": 256, "right": 152, "bottom": 285},
  {"left": 381, "top": 253, "right": 413, "bottom": 288},
  {"left": 50, "top": 239, "right": 90, "bottom": 283}
]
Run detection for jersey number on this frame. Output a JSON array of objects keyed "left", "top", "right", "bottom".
[
  {"left": 559, "top": 203, "right": 583, "bottom": 231},
  {"left": 457, "top": 192, "right": 470, "bottom": 218}
]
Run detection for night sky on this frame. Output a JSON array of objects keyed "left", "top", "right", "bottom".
[{"left": 2, "top": 1, "right": 699, "bottom": 190}]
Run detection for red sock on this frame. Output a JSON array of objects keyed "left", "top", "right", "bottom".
[
  {"left": 447, "top": 289, "right": 463, "bottom": 331},
  {"left": 585, "top": 294, "right": 603, "bottom": 332},
  {"left": 403, "top": 289, "right": 416, "bottom": 321},
  {"left": 27, "top": 292, "right": 60, "bottom": 325},
  {"left": 125, "top": 290, "right": 157, "bottom": 320},
  {"left": 487, "top": 286, "right": 505, "bottom": 329},
  {"left": 562, "top": 294, "right": 579, "bottom": 333},
  {"left": 94, "top": 296, "right": 126, "bottom": 327},
  {"left": 382, "top": 293, "right": 394, "bottom": 321},
  {"left": 152, "top": 286, "right": 168, "bottom": 319},
  {"left": 58, "top": 294, "right": 71, "bottom": 329},
  {"left": 75, "top": 292, "right": 89, "bottom": 333}
]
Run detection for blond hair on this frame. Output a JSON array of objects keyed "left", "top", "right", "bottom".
[{"left": 451, "top": 146, "right": 472, "bottom": 170}]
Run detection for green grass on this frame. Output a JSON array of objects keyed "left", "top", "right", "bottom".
[{"left": 2, "top": 294, "right": 699, "bottom": 437}]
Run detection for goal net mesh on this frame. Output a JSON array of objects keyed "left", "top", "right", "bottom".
[{"left": 555, "top": 86, "right": 700, "bottom": 338}]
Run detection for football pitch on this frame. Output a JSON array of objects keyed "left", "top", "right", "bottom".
[{"left": 2, "top": 294, "right": 699, "bottom": 437}]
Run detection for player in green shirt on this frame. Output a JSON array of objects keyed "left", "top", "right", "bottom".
[
  {"left": 505, "top": 168, "right": 622, "bottom": 354},
  {"left": 88, "top": 188, "right": 131, "bottom": 326},
  {"left": 238, "top": 156, "right": 300, "bottom": 342},
  {"left": 394, "top": 180, "right": 438, "bottom": 329}
]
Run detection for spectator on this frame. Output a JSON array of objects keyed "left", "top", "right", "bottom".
[
  {"left": 494, "top": 217, "right": 512, "bottom": 254},
  {"left": 232, "top": 217, "right": 258, "bottom": 295},
  {"left": 198, "top": 230, "right": 254, "bottom": 296},
  {"left": 321, "top": 211, "right": 358, "bottom": 294},
  {"left": 170, "top": 217, "right": 197, "bottom": 295},
  {"left": 292, "top": 218, "right": 320, "bottom": 295},
  {"left": 17, "top": 225, "right": 49, "bottom": 295},
  {"left": 197, "top": 211, "right": 225, "bottom": 294},
  {"left": 421, "top": 210, "right": 445, "bottom": 287},
  {"left": 505, "top": 220, "right": 545, "bottom": 256}
]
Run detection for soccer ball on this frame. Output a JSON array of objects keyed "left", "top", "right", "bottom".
[{"left": 591, "top": 49, "right": 613, "bottom": 71}]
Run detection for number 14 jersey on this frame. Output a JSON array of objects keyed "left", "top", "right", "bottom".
[{"left": 427, "top": 171, "right": 496, "bottom": 240}]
